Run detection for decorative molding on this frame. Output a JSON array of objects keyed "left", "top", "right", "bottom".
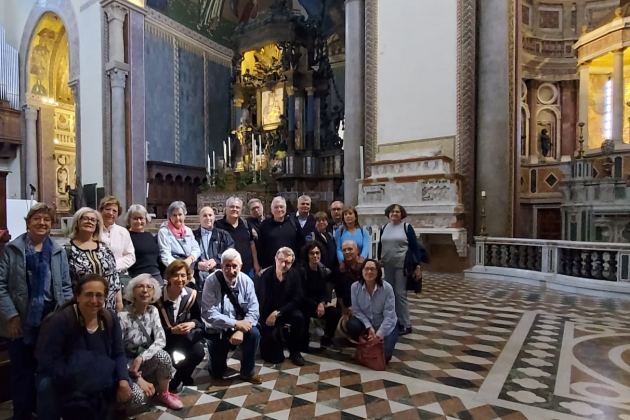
[
  {"left": 174, "top": 38, "right": 180, "bottom": 164},
  {"left": 103, "top": 3, "right": 128, "bottom": 23},
  {"left": 102, "top": 8, "right": 112, "bottom": 193},
  {"left": 144, "top": 8, "right": 232, "bottom": 67},
  {"left": 364, "top": 0, "right": 378, "bottom": 177}
]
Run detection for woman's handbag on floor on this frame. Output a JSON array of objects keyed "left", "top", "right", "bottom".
[
  {"left": 354, "top": 336, "right": 387, "bottom": 371},
  {"left": 405, "top": 264, "right": 422, "bottom": 294}
]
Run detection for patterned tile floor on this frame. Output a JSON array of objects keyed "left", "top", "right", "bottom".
[{"left": 3, "top": 273, "right": 630, "bottom": 420}]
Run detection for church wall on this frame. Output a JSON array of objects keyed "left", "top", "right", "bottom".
[
  {"left": 206, "top": 59, "right": 231, "bottom": 166},
  {"left": 145, "top": 29, "right": 176, "bottom": 163},
  {"left": 178, "top": 49, "right": 205, "bottom": 168},
  {"left": 376, "top": 0, "right": 457, "bottom": 147}
]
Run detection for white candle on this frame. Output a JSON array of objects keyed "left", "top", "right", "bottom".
[
  {"left": 223, "top": 141, "right": 227, "bottom": 163},
  {"left": 481, "top": 191, "right": 486, "bottom": 198},
  {"left": 359, "top": 146, "right": 365, "bottom": 180},
  {"left": 253, "top": 139, "right": 257, "bottom": 170},
  {"left": 228, "top": 136, "right": 232, "bottom": 160},
  {"left": 146, "top": 182, "right": 149, "bottom": 199},
  {"left": 213, "top": 151, "right": 216, "bottom": 170}
]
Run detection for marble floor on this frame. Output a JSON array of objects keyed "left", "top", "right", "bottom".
[{"left": 3, "top": 273, "right": 630, "bottom": 420}]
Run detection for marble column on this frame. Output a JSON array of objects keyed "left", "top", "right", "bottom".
[
  {"left": 69, "top": 79, "right": 81, "bottom": 182},
  {"left": 23, "top": 105, "right": 39, "bottom": 200},
  {"left": 344, "top": 0, "right": 365, "bottom": 206},
  {"left": 109, "top": 69, "right": 128, "bottom": 207},
  {"left": 104, "top": 2, "right": 129, "bottom": 210},
  {"left": 612, "top": 49, "right": 625, "bottom": 143},
  {"left": 578, "top": 63, "right": 590, "bottom": 147}
]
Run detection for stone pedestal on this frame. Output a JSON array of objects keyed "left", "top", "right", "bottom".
[{"left": 356, "top": 153, "right": 467, "bottom": 257}]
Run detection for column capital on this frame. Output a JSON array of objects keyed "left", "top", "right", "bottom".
[
  {"left": 233, "top": 98, "right": 244, "bottom": 107},
  {"left": 613, "top": 48, "right": 626, "bottom": 55},
  {"left": 104, "top": 3, "right": 128, "bottom": 23},
  {"left": 23, "top": 105, "right": 39, "bottom": 120},
  {"left": 286, "top": 86, "right": 296, "bottom": 96},
  {"left": 108, "top": 68, "right": 129, "bottom": 88}
]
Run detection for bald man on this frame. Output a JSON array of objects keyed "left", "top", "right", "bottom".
[
  {"left": 335, "top": 240, "right": 365, "bottom": 319},
  {"left": 328, "top": 201, "right": 344, "bottom": 234}
]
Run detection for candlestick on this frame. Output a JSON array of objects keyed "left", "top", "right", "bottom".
[
  {"left": 259, "top": 135, "right": 263, "bottom": 177},
  {"left": 228, "top": 136, "right": 232, "bottom": 165},
  {"left": 223, "top": 141, "right": 227, "bottom": 167},
  {"left": 481, "top": 190, "right": 486, "bottom": 198},
  {"left": 213, "top": 151, "right": 216, "bottom": 171},
  {"left": 253, "top": 139, "right": 257, "bottom": 171},
  {"left": 480, "top": 192, "right": 488, "bottom": 237},
  {"left": 577, "top": 122, "right": 585, "bottom": 159}
]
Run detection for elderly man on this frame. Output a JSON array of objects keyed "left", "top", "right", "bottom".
[
  {"left": 193, "top": 206, "right": 234, "bottom": 289},
  {"left": 201, "top": 249, "right": 261, "bottom": 384},
  {"left": 215, "top": 197, "right": 260, "bottom": 277},
  {"left": 246, "top": 198, "right": 266, "bottom": 233},
  {"left": 335, "top": 240, "right": 365, "bottom": 319},
  {"left": 255, "top": 247, "right": 305, "bottom": 366},
  {"left": 258, "top": 197, "right": 303, "bottom": 268},
  {"left": 291, "top": 195, "right": 315, "bottom": 239},
  {"left": 328, "top": 201, "right": 344, "bottom": 234}
]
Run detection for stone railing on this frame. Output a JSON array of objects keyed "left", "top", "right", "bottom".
[{"left": 466, "top": 236, "right": 630, "bottom": 298}]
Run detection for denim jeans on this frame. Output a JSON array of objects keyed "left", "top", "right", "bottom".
[
  {"left": 207, "top": 326, "right": 260, "bottom": 378},
  {"left": 8, "top": 337, "right": 37, "bottom": 420},
  {"left": 346, "top": 317, "right": 399, "bottom": 363}
]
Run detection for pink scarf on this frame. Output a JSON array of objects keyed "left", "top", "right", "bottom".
[{"left": 168, "top": 220, "right": 187, "bottom": 239}]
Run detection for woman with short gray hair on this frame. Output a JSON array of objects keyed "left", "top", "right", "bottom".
[
  {"left": 127, "top": 205, "right": 163, "bottom": 284},
  {"left": 157, "top": 201, "right": 200, "bottom": 273}
]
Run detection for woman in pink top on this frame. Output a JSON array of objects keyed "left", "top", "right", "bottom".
[{"left": 100, "top": 196, "right": 136, "bottom": 288}]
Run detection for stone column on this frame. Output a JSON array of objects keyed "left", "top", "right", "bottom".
[
  {"left": 612, "top": 49, "right": 625, "bottom": 143},
  {"left": 68, "top": 79, "right": 81, "bottom": 181},
  {"left": 528, "top": 80, "right": 538, "bottom": 159},
  {"left": 104, "top": 2, "right": 129, "bottom": 210},
  {"left": 578, "top": 62, "right": 590, "bottom": 147},
  {"left": 344, "top": 0, "right": 365, "bottom": 206},
  {"left": 23, "top": 105, "right": 39, "bottom": 200},
  {"left": 109, "top": 69, "right": 128, "bottom": 207}
]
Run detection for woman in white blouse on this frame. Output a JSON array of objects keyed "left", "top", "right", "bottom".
[
  {"left": 118, "top": 274, "right": 183, "bottom": 410},
  {"left": 100, "top": 196, "right": 136, "bottom": 287}
]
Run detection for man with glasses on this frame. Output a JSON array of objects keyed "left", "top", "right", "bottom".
[
  {"left": 305, "top": 211, "right": 338, "bottom": 271},
  {"left": 255, "top": 247, "right": 306, "bottom": 366},
  {"left": 215, "top": 197, "right": 261, "bottom": 277},
  {"left": 201, "top": 249, "right": 262, "bottom": 384},
  {"left": 328, "top": 201, "right": 344, "bottom": 234}
]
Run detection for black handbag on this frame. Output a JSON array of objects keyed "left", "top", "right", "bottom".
[{"left": 260, "top": 326, "right": 285, "bottom": 364}]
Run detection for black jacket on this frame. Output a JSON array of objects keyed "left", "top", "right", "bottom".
[
  {"left": 255, "top": 267, "right": 303, "bottom": 320},
  {"left": 291, "top": 213, "right": 316, "bottom": 240},
  {"left": 298, "top": 266, "right": 331, "bottom": 312},
  {"left": 305, "top": 230, "right": 338, "bottom": 271},
  {"left": 258, "top": 216, "right": 303, "bottom": 268},
  {"left": 157, "top": 286, "right": 204, "bottom": 344},
  {"left": 192, "top": 227, "right": 234, "bottom": 281}
]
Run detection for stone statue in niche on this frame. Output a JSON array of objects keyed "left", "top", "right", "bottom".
[
  {"left": 57, "top": 166, "right": 69, "bottom": 195},
  {"left": 540, "top": 129, "right": 552, "bottom": 157},
  {"left": 68, "top": 176, "right": 84, "bottom": 215}
]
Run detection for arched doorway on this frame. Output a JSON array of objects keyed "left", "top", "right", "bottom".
[{"left": 26, "top": 12, "right": 76, "bottom": 214}]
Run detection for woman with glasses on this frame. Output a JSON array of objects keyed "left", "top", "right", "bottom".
[
  {"left": 304, "top": 211, "right": 338, "bottom": 271},
  {"left": 156, "top": 260, "right": 204, "bottom": 392},
  {"left": 346, "top": 259, "right": 398, "bottom": 364},
  {"left": 126, "top": 205, "right": 163, "bottom": 284},
  {"left": 118, "top": 274, "right": 183, "bottom": 410},
  {"left": 0, "top": 203, "right": 73, "bottom": 420},
  {"left": 99, "top": 196, "right": 135, "bottom": 288},
  {"left": 68, "top": 207, "right": 122, "bottom": 312},
  {"left": 35, "top": 274, "right": 135, "bottom": 420},
  {"left": 157, "top": 201, "right": 200, "bottom": 277}
]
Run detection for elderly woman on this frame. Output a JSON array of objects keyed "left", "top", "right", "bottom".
[
  {"left": 347, "top": 259, "right": 398, "bottom": 363},
  {"left": 100, "top": 196, "right": 136, "bottom": 287},
  {"left": 0, "top": 203, "right": 73, "bottom": 420},
  {"left": 127, "top": 204, "right": 163, "bottom": 284},
  {"left": 118, "top": 274, "right": 182, "bottom": 410},
  {"left": 334, "top": 206, "right": 371, "bottom": 263},
  {"left": 157, "top": 201, "right": 200, "bottom": 272},
  {"left": 35, "top": 274, "right": 134, "bottom": 420},
  {"left": 377, "top": 204, "right": 428, "bottom": 336},
  {"left": 157, "top": 260, "right": 204, "bottom": 392},
  {"left": 68, "top": 207, "right": 122, "bottom": 312}
]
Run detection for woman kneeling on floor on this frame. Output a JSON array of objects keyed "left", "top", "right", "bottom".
[
  {"left": 118, "top": 274, "right": 183, "bottom": 410},
  {"left": 35, "top": 274, "right": 135, "bottom": 420}
]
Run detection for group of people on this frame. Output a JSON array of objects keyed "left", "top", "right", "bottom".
[{"left": 0, "top": 194, "right": 427, "bottom": 420}]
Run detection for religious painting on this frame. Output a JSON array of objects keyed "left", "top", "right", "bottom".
[
  {"left": 262, "top": 87, "right": 284, "bottom": 130},
  {"left": 28, "top": 13, "right": 66, "bottom": 97}
]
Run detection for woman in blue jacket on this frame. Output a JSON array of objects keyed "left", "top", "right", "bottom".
[{"left": 334, "top": 206, "right": 371, "bottom": 263}]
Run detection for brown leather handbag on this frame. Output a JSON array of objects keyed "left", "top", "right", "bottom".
[{"left": 354, "top": 336, "right": 387, "bottom": 371}]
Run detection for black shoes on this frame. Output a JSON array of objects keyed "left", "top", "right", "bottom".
[
  {"left": 399, "top": 325, "right": 412, "bottom": 336},
  {"left": 290, "top": 352, "right": 306, "bottom": 366}
]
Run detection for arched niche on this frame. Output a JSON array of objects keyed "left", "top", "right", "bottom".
[
  {"left": 536, "top": 105, "right": 562, "bottom": 159},
  {"left": 521, "top": 103, "right": 530, "bottom": 157}
]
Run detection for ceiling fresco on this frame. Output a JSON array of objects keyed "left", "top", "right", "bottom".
[{"left": 146, "top": 0, "right": 344, "bottom": 47}]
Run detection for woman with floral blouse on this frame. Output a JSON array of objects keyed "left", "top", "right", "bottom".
[{"left": 118, "top": 274, "right": 182, "bottom": 410}]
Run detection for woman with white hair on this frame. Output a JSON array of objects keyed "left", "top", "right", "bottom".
[
  {"left": 157, "top": 201, "right": 200, "bottom": 273},
  {"left": 68, "top": 207, "right": 122, "bottom": 311},
  {"left": 127, "top": 204, "right": 163, "bottom": 284},
  {"left": 118, "top": 274, "right": 183, "bottom": 410}
]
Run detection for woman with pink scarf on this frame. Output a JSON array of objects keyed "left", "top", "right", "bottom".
[{"left": 157, "top": 202, "right": 200, "bottom": 276}]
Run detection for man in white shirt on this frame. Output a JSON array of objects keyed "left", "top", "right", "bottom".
[
  {"left": 192, "top": 207, "right": 234, "bottom": 290},
  {"left": 291, "top": 195, "right": 315, "bottom": 240}
]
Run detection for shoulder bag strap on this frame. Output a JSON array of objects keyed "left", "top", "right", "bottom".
[
  {"left": 181, "top": 289, "right": 197, "bottom": 314},
  {"left": 125, "top": 305, "right": 153, "bottom": 345},
  {"left": 155, "top": 299, "right": 174, "bottom": 330},
  {"left": 216, "top": 271, "right": 246, "bottom": 319}
]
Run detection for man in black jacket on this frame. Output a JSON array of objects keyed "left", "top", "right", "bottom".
[
  {"left": 291, "top": 195, "right": 316, "bottom": 239},
  {"left": 193, "top": 206, "right": 234, "bottom": 290},
  {"left": 255, "top": 247, "right": 305, "bottom": 366},
  {"left": 258, "top": 197, "right": 303, "bottom": 268}
]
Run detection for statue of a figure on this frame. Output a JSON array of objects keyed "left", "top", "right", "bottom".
[
  {"left": 540, "top": 129, "right": 551, "bottom": 157},
  {"left": 332, "top": 106, "right": 344, "bottom": 134},
  {"left": 68, "top": 178, "right": 84, "bottom": 215}
]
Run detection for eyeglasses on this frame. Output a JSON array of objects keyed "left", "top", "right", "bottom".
[
  {"left": 81, "top": 216, "right": 98, "bottom": 223},
  {"left": 83, "top": 292, "right": 105, "bottom": 301},
  {"left": 278, "top": 259, "right": 293, "bottom": 266},
  {"left": 309, "top": 251, "right": 321, "bottom": 256},
  {"left": 134, "top": 284, "right": 154, "bottom": 290}
]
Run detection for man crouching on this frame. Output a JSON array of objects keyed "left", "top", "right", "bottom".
[{"left": 201, "top": 249, "right": 262, "bottom": 384}]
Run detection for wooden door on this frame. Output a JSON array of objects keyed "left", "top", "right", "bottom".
[{"left": 537, "top": 207, "right": 562, "bottom": 240}]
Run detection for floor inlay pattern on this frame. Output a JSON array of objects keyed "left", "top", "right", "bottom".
[{"left": 2, "top": 273, "right": 630, "bottom": 420}]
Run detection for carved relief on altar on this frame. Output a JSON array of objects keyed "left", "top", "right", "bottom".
[
  {"left": 421, "top": 179, "right": 458, "bottom": 202},
  {"left": 369, "top": 157, "right": 451, "bottom": 179}
]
